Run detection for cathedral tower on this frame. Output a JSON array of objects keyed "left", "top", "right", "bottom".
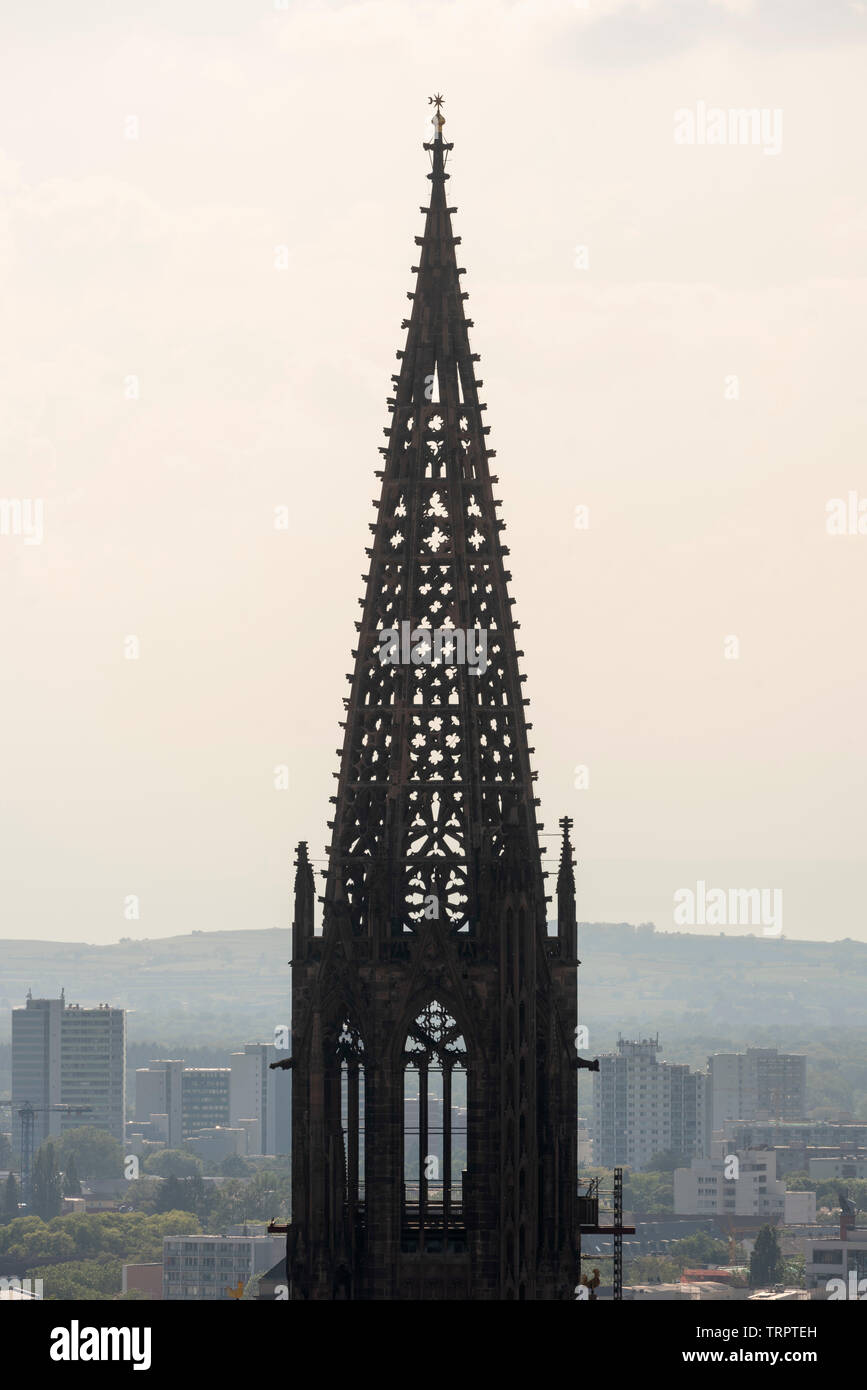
[{"left": 286, "top": 100, "right": 587, "bottom": 1300}]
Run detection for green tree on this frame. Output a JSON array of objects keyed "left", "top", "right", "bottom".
[
  {"left": 62, "top": 1154, "right": 82, "bottom": 1196},
  {"left": 783, "top": 1254, "right": 805, "bottom": 1289},
  {"left": 646, "top": 1150, "right": 685, "bottom": 1173},
  {"left": 749, "top": 1224, "right": 784, "bottom": 1288},
  {"left": 0, "top": 1210, "right": 200, "bottom": 1273},
  {"left": 221, "top": 1154, "right": 250, "bottom": 1178},
  {"left": 56, "top": 1127, "right": 123, "bottom": 1180},
  {"left": 143, "top": 1149, "right": 202, "bottom": 1180},
  {"left": 669, "top": 1231, "right": 731, "bottom": 1268},
  {"left": 30, "top": 1255, "right": 122, "bottom": 1301},
  {"left": 183, "top": 1173, "right": 214, "bottom": 1223},
  {"left": 622, "top": 1170, "right": 674, "bottom": 1216},
  {"left": 154, "top": 1175, "right": 190, "bottom": 1214},
  {"left": 208, "top": 1178, "right": 248, "bottom": 1231},
  {"left": 32, "top": 1141, "right": 62, "bottom": 1220},
  {"left": 784, "top": 1171, "right": 817, "bottom": 1192},
  {"left": 0, "top": 1132, "right": 13, "bottom": 1169},
  {"left": 626, "top": 1254, "right": 681, "bottom": 1285},
  {"left": 123, "top": 1177, "right": 161, "bottom": 1214}
]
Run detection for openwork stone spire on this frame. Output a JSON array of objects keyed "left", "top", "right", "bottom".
[
  {"left": 287, "top": 101, "right": 585, "bottom": 1302},
  {"left": 324, "top": 103, "right": 545, "bottom": 942}
]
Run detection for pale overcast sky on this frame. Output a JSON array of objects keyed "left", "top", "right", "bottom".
[{"left": 0, "top": 0, "right": 865, "bottom": 944}]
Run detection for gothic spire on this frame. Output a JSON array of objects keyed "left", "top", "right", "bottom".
[{"left": 323, "top": 99, "right": 546, "bottom": 940}]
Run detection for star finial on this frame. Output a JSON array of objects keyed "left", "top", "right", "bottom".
[{"left": 428, "top": 93, "right": 446, "bottom": 138}]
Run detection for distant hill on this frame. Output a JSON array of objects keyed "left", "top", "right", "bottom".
[
  {"left": 1, "top": 923, "right": 864, "bottom": 1045},
  {"left": 575, "top": 922, "right": 867, "bottom": 1033},
  {"left": 0, "top": 928, "right": 292, "bottom": 1044}
]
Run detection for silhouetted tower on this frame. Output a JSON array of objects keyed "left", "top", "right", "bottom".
[{"left": 287, "top": 98, "right": 588, "bottom": 1300}]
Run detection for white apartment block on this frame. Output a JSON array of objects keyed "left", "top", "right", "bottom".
[{"left": 592, "top": 1036, "right": 708, "bottom": 1171}]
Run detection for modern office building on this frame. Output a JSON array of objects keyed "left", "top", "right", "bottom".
[
  {"left": 179, "top": 1069, "right": 231, "bottom": 1139},
  {"left": 592, "top": 1035, "right": 709, "bottom": 1171},
  {"left": 708, "top": 1048, "right": 806, "bottom": 1135},
  {"left": 229, "top": 1044, "right": 289, "bottom": 1157},
  {"left": 134, "top": 1061, "right": 231, "bottom": 1145},
  {"left": 11, "top": 992, "right": 126, "bottom": 1149},
  {"left": 135, "top": 1060, "right": 184, "bottom": 1149},
  {"left": 135, "top": 1052, "right": 285, "bottom": 1155}
]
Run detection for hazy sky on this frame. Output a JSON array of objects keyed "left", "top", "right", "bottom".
[{"left": 1, "top": 0, "right": 865, "bottom": 945}]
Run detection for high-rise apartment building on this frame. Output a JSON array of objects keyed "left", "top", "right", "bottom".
[
  {"left": 592, "top": 1035, "right": 709, "bottom": 1171},
  {"left": 708, "top": 1047, "right": 806, "bottom": 1135}
]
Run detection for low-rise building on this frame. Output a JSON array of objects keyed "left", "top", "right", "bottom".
[
  {"left": 122, "top": 1263, "right": 162, "bottom": 1299},
  {"left": 808, "top": 1156, "right": 867, "bottom": 1182},
  {"left": 674, "top": 1146, "right": 814, "bottom": 1222},
  {"left": 162, "top": 1233, "right": 284, "bottom": 1301},
  {"left": 803, "top": 1226, "right": 867, "bottom": 1294},
  {"left": 185, "top": 1126, "right": 248, "bottom": 1163}
]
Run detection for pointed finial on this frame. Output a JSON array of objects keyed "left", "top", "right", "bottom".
[
  {"left": 428, "top": 93, "right": 445, "bottom": 139},
  {"left": 558, "top": 816, "right": 575, "bottom": 874}
]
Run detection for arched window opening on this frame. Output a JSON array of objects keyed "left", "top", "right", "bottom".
[
  {"left": 337, "top": 1018, "right": 365, "bottom": 1208},
  {"left": 402, "top": 1000, "right": 467, "bottom": 1253}
]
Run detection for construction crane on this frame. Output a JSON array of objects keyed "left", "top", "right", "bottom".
[{"left": 16, "top": 1102, "right": 92, "bottom": 1210}]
